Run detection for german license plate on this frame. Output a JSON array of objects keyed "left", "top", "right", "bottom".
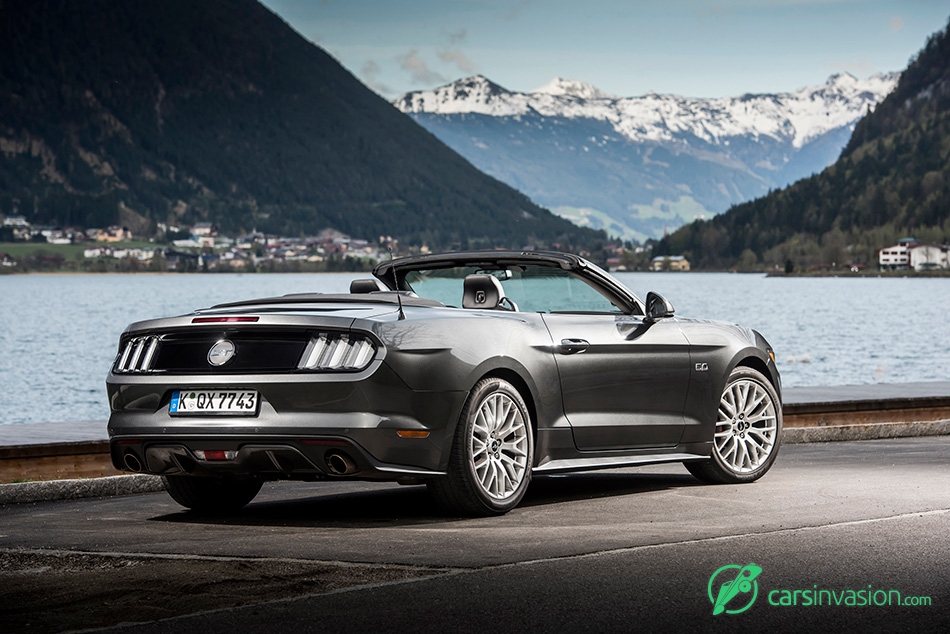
[{"left": 169, "top": 390, "right": 259, "bottom": 415}]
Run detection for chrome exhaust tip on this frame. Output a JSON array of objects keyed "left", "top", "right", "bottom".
[
  {"left": 123, "top": 452, "right": 143, "bottom": 473},
  {"left": 325, "top": 451, "right": 358, "bottom": 475}
]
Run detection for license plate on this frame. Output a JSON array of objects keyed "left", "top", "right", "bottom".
[{"left": 169, "top": 390, "right": 259, "bottom": 415}]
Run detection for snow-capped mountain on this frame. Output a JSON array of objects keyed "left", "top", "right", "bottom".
[{"left": 394, "top": 73, "right": 899, "bottom": 241}]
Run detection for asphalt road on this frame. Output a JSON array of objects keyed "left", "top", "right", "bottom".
[{"left": 1, "top": 436, "right": 948, "bottom": 633}]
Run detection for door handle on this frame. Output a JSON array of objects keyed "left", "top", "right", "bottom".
[{"left": 559, "top": 338, "right": 589, "bottom": 355}]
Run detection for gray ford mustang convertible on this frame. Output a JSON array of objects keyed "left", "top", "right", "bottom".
[{"left": 107, "top": 250, "right": 782, "bottom": 516}]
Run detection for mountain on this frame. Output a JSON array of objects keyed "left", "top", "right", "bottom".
[
  {"left": 657, "top": 18, "right": 950, "bottom": 270},
  {"left": 0, "top": 0, "right": 600, "bottom": 250},
  {"left": 394, "top": 73, "right": 899, "bottom": 241}
]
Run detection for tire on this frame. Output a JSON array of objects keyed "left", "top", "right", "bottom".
[
  {"left": 162, "top": 475, "right": 263, "bottom": 512},
  {"left": 428, "top": 378, "right": 534, "bottom": 516},
  {"left": 685, "top": 366, "right": 782, "bottom": 484}
]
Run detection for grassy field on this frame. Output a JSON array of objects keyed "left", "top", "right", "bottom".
[
  {"left": 0, "top": 241, "right": 168, "bottom": 273},
  {"left": 0, "top": 241, "right": 158, "bottom": 259},
  {"left": 1, "top": 242, "right": 87, "bottom": 260}
]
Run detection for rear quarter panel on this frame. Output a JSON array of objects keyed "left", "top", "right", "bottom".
[{"left": 365, "top": 306, "right": 565, "bottom": 463}]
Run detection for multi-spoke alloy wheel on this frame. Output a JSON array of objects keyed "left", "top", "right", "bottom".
[
  {"left": 470, "top": 391, "right": 530, "bottom": 500},
  {"left": 428, "top": 378, "right": 534, "bottom": 515},
  {"left": 715, "top": 377, "right": 778, "bottom": 473},
  {"left": 685, "top": 367, "right": 782, "bottom": 484}
]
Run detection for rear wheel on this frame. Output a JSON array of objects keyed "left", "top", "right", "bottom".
[
  {"left": 162, "top": 475, "right": 263, "bottom": 512},
  {"left": 428, "top": 378, "right": 534, "bottom": 516},
  {"left": 685, "top": 366, "right": 782, "bottom": 484}
]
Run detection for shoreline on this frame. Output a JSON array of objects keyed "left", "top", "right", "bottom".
[{"left": 765, "top": 270, "right": 950, "bottom": 278}]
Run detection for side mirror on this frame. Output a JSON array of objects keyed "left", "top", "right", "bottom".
[{"left": 645, "top": 291, "right": 675, "bottom": 323}]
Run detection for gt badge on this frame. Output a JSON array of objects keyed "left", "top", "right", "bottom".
[{"left": 208, "top": 340, "right": 236, "bottom": 366}]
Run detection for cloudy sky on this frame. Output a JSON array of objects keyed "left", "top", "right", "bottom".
[{"left": 258, "top": 0, "right": 948, "bottom": 99}]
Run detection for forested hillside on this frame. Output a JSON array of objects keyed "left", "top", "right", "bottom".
[
  {"left": 0, "top": 0, "right": 601, "bottom": 249},
  {"left": 657, "top": 18, "right": 950, "bottom": 270}
]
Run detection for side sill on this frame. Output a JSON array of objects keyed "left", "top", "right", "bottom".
[{"left": 533, "top": 452, "right": 709, "bottom": 475}]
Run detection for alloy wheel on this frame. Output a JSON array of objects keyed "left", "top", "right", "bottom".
[
  {"left": 714, "top": 378, "right": 778, "bottom": 473},
  {"left": 470, "top": 391, "right": 530, "bottom": 500}
]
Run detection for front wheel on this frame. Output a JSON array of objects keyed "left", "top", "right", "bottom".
[
  {"left": 685, "top": 366, "right": 782, "bottom": 484},
  {"left": 428, "top": 378, "right": 534, "bottom": 516},
  {"left": 162, "top": 475, "right": 263, "bottom": 512}
]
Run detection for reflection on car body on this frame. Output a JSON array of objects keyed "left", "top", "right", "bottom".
[{"left": 107, "top": 250, "right": 782, "bottom": 516}]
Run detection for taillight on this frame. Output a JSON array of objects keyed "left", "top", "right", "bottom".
[
  {"left": 297, "top": 333, "right": 377, "bottom": 371},
  {"left": 114, "top": 336, "right": 161, "bottom": 373}
]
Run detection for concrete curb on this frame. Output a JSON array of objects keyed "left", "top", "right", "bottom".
[
  {"left": 783, "top": 419, "right": 950, "bottom": 444},
  {"left": 0, "top": 474, "right": 164, "bottom": 505}
]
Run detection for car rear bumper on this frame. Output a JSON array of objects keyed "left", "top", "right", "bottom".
[{"left": 106, "top": 362, "right": 468, "bottom": 478}]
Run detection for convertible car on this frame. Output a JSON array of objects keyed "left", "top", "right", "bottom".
[{"left": 107, "top": 250, "right": 782, "bottom": 516}]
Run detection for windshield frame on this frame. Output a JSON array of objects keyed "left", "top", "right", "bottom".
[{"left": 374, "top": 251, "right": 644, "bottom": 315}]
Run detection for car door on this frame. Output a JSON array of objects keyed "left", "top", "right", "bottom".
[{"left": 541, "top": 313, "right": 691, "bottom": 451}]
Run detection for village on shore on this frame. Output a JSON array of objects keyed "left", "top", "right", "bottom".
[
  {"left": 0, "top": 214, "right": 656, "bottom": 273},
  {"left": 1, "top": 214, "right": 948, "bottom": 275},
  {"left": 0, "top": 216, "right": 384, "bottom": 272}
]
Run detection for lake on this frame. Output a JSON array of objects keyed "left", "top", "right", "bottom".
[{"left": 1, "top": 272, "right": 948, "bottom": 426}]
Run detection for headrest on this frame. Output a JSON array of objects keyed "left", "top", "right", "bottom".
[
  {"left": 462, "top": 274, "right": 504, "bottom": 309},
  {"left": 349, "top": 278, "right": 388, "bottom": 294}
]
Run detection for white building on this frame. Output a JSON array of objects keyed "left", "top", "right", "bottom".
[
  {"left": 84, "top": 247, "right": 157, "bottom": 261},
  {"left": 2, "top": 215, "right": 32, "bottom": 241},
  {"left": 192, "top": 222, "right": 216, "bottom": 237},
  {"left": 909, "top": 244, "right": 949, "bottom": 271},
  {"left": 878, "top": 238, "right": 917, "bottom": 269},
  {"left": 879, "top": 238, "right": 949, "bottom": 270}
]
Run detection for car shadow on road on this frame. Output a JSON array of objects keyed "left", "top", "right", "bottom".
[
  {"left": 149, "top": 469, "right": 702, "bottom": 529},
  {"left": 523, "top": 471, "right": 701, "bottom": 508},
  {"left": 151, "top": 485, "right": 445, "bottom": 528}
]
